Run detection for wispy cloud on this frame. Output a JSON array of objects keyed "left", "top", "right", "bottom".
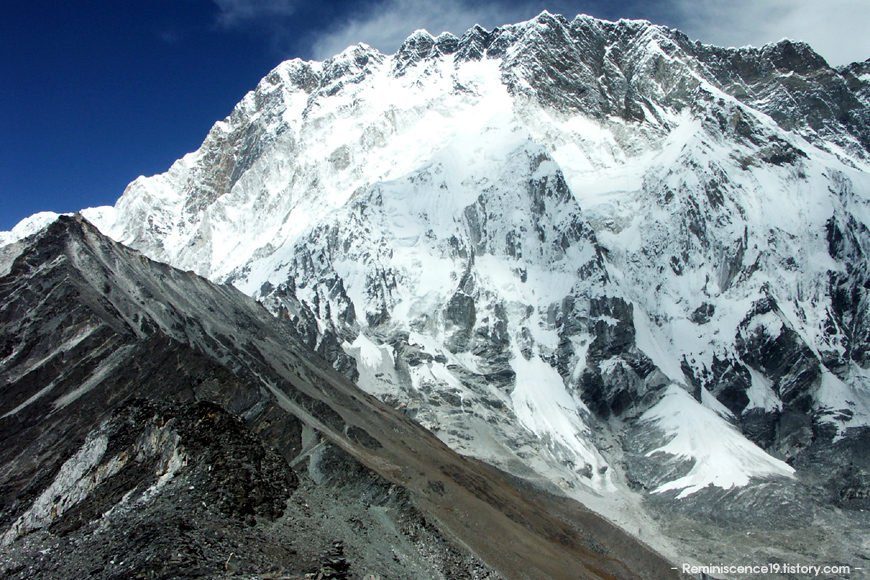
[
  {"left": 668, "top": 0, "right": 870, "bottom": 65},
  {"left": 212, "top": 0, "right": 300, "bottom": 28},
  {"left": 157, "top": 27, "right": 182, "bottom": 44}
]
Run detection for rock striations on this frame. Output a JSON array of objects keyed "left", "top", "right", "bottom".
[{"left": 3, "top": 11, "right": 870, "bottom": 577}]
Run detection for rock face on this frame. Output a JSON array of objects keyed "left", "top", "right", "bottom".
[
  {"left": 5, "top": 10, "right": 870, "bottom": 573},
  {"left": 0, "top": 216, "right": 678, "bottom": 579}
]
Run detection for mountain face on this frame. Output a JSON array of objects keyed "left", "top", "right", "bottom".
[
  {"left": 3, "top": 10, "right": 870, "bottom": 574},
  {"left": 0, "top": 216, "right": 675, "bottom": 579}
]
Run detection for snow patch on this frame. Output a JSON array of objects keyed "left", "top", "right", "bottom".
[
  {"left": 642, "top": 385, "right": 794, "bottom": 499},
  {"left": 815, "top": 368, "right": 870, "bottom": 433},
  {"left": 0, "top": 211, "right": 60, "bottom": 247},
  {"left": 510, "top": 349, "right": 614, "bottom": 492},
  {"left": 745, "top": 367, "right": 783, "bottom": 412}
]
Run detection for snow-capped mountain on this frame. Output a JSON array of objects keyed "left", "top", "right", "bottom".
[{"left": 5, "top": 11, "right": 870, "bottom": 570}]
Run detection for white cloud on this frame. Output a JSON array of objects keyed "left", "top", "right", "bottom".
[
  {"left": 309, "top": 0, "right": 545, "bottom": 60},
  {"left": 212, "top": 0, "right": 299, "bottom": 28},
  {"left": 670, "top": 0, "right": 870, "bottom": 65}
]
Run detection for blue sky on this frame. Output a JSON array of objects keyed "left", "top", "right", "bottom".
[{"left": 2, "top": 0, "right": 869, "bottom": 232}]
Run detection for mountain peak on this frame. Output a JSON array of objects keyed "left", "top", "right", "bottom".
[
  {"left": 528, "top": 9, "right": 567, "bottom": 26},
  {"left": 326, "top": 42, "right": 385, "bottom": 68},
  {"left": 759, "top": 37, "right": 830, "bottom": 71}
]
